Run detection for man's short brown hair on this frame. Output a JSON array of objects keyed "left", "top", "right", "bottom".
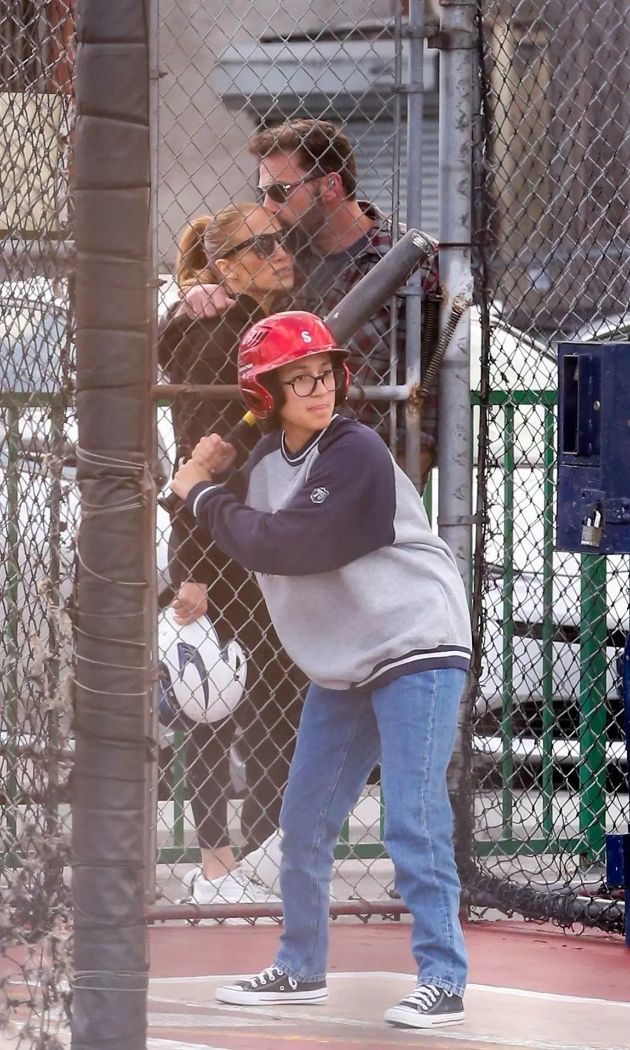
[{"left": 249, "top": 118, "right": 358, "bottom": 199}]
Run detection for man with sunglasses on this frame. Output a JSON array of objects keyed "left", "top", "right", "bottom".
[{"left": 177, "top": 118, "right": 441, "bottom": 482}]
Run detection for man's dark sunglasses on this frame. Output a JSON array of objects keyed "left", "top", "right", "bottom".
[
  {"left": 221, "top": 232, "right": 287, "bottom": 260},
  {"left": 257, "top": 171, "right": 323, "bottom": 204}
]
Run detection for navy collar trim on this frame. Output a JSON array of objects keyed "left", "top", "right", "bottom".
[{"left": 280, "top": 415, "right": 339, "bottom": 465}]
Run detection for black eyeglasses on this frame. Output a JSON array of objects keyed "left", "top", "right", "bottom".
[
  {"left": 281, "top": 367, "right": 343, "bottom": 398},
  {"left": 221, "top": 232, "right": 286, "bottom": 260},
  {"left": 257, "top": 171, "right": 323, "bottom": 204}
]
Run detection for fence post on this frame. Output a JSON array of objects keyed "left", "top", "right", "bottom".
[
  {"left": 404, "top": 0, "right": 425, "bottom": 488},
  {"left": 579, "top": 554, "right": 608, "bottom": 863},
  {"left": 541, "top": 403, "right": 556, "bottom": 838},
  {"left": 436, "top": 0, "right": 475, "bottom": 871},
  {"left": 500, "top": 402, "right": 515, "bottom": 839},
  {"left": 4, "top": 403, "right": 21, "bottom": 854},
  {"left": 71, "top": 2, "right": 152, "bottom": 1046},
  {"left": 144, "top": 0, "right": 161, "bottom": 907},
  {"left": 436, "top": 0, "right": 474, "bottom": 585}
]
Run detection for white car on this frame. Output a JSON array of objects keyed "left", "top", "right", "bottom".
[
  {"left": 3, "top": 279, "right": 625, "bottom": 788},
  {"left": 0, "top": 278, "right": 173, "bottom": 720},
  {"left": 0, "top": 276, "right": 241, "bottom": 803}
]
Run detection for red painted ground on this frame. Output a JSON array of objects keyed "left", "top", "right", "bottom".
[
  {"left": 4, "top": 921, "right": 629, "bottom": 1049},
  {"left": 148, "top": 918, "right": 630, "bottom": 1003}
]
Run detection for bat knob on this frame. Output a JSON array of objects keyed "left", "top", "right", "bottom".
[{"left": 159, "top": 491, "right": 181, "bottom": 514}]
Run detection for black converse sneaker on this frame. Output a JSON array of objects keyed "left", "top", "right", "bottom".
[
  {"left": 216, "top": 965, "right": 328, "bottom": 1005},
  {"left": 385, "top": 984, "right": 465, "bottom": 1028}
]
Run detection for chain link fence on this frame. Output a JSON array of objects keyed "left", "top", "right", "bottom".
[
  {"left": 151, "top": 0, "right": 629, "bottom": 934},
  {"left": 2, "top": 0, "right": 629, "bottom": 1043},
  {"left": 468, "top": 0, "right": 629, "bottom": 928},
  {"left": 150, "top": 0, "right": 444, "bottom": 920},
  {"left": 0, "top": 1, "right": 76, "bottom": 1045}
]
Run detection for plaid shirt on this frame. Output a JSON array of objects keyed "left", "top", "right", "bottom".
[{"left": 293, "top": 201, "right": 441, "bottom": 452}]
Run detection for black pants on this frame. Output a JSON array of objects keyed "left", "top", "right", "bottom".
[
  {"left": 186, "top": 650, "right": 304, "bottom": 854},
  {"left": 168, "top": 517, "right": 306, "bottom": 856}
]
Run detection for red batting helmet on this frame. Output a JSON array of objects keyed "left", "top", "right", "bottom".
[{"left": 238, "top": 310, "right": 351, "bottom": 420}]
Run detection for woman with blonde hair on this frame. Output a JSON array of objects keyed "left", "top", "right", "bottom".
[
  {"left": 159, "top": 203, "right": 306, "bottom": 908},
  {"left": 175, "top": 214, "right": 214, "bottom": 290}
]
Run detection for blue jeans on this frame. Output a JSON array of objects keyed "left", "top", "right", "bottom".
[{"left": 274, "top": 668, "right": 468, "bottom": 997}]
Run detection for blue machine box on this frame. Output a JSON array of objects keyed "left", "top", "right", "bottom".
[{"left": 556, "top": 342, "right": 630, "bottom": 555}]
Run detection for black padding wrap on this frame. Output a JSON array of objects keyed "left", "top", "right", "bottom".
[{"left": 71, "top": 3, "right": 151, "bottom": 1046}]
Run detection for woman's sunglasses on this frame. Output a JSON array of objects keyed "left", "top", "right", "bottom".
[
  {"left": 257, "top": 171, "right": 323, "bottom": 205},
  {"left": 221, "top": 232, "right": 287, "bottom": 260}
]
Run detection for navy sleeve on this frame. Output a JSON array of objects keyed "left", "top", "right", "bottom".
[{"left": 185, "top": 427, "right": 397, "bottom": 576}]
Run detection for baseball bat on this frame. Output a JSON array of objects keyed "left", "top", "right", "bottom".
[
  {"left": 159, "top": 411, "right": 256, "bottom": 515},
  {"left": 162, "top": 228, "right": 434, "bottom": 513},
  {"left": 324, "top": 228, "right": 434, "bottom": 344}
]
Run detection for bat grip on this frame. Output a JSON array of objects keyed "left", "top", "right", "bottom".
[{"left": 159, "top": 412, "right": 256, "bottom": 516}]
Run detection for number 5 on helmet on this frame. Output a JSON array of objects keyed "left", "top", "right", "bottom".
[{"left": 238, "top": 310, "right": 351, "bottom": 421}]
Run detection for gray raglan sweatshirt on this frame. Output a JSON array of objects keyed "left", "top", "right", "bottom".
[{"left": 186, "top": 415, "right": 471, "bottom": 691}]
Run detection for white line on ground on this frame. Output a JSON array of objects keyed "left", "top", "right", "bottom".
[
  {"left": 146, "top": 971, "right": 630, "bottom": 1050},
  {"left": 150, "top": 971, "right": 630, "bottom": 1011},
  {"left": 468, "top": 982, "right": 630, "bottom": 1010},
  {"left": 421, "top": 1033, "right": 630, "bottom": 1050},
  {"left": 148, "top": 1041, "right": 231, "bottom": 1050}
]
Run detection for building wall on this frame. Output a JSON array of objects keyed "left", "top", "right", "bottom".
[
  {"left": 158, "top": 0, "right": 629, "bottom": 331},
  {"left": 487, "top": 0, "right": 630, "bottom": 328},
  {"left": 157, "top": 0, "right": 399, "bottom": 266}
]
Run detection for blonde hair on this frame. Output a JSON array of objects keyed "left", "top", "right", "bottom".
[
  {"left": 175, "top": 215, "right": 213, "bottom": 291},
  {"left": 175, "top": 203, "right": 263, "bottom": 293}
]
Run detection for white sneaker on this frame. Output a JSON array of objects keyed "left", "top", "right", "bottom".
[
  {"left": 180, "top": 865, "right": 205, "bottom": 893},
  {"left": 179, "top": 867, "right": 281, "bottom": 923},
  {"left": 238, "top": 831, "right": 336, "bottom": 901},
  {"left": 181, "top": 865, "right": 263, "bottom": 900},
  {"left": 238, "top": 830, "right": 283, "bottom": 896}
]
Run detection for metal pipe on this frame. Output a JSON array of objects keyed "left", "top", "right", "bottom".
[
  {"left": 4, "top": 404, "right": 21, "bottom": 852},
  {"left": 0, "top": 237, "right": 75, "bottom": 279},
  {"left": 463, "top": 874, "right": 625, "bottom": 934},
  {"left": 147, "top": 900, "right": 408, "bottom": 922},
  {"left": 436, "top": 0, "right": 475, "bottom": 878},
  {"left": 579, "top": 554, "right": 608, "bottom": 862},
  {"left": 436, "top": 0, "right": 475, "bottom": 588},
  {"left": 44, "top": 397, "right": 65, "bottom": 841},
  {"left": 144, "top": 0, "right": 160, "bottom": 909},
  {"left": 622, "top": 635, "right": 630, "bottom": 946},
  {"left": 389, "top": 1, "right": 405, "bottom": 455},
  {"left": 541, "top": 406, "right": 555, "bottom": 836},
  {"left": 147, "top": 887, "right": 625, "bottom": 932},
  {"left": 501, "top": 403, "right": 515, "bottom": 838},
  {"left": 404, "top": 0, "right": 425, "bottom": 490},
  {"left": 152, "top": 382, "right": 413, "bottom": 402}
]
